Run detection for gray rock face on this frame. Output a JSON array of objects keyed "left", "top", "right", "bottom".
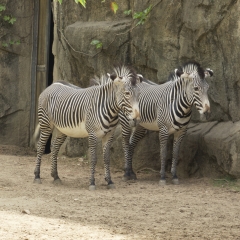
[
  {"left": 51, "top": 0, "right": 240, "bottom": 178},
  {"left": 0, "top": 1, "right": 33, "bottom": 146},
  {"left": 2, "top": 1, "right": 240, "bottom": 178}
]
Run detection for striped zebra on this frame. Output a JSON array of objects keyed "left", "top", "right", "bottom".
[
  {"left": 33, "top": 65, "right": 141, "bottom": 190},
  {"left": 119, "top": 61, "right": 213, "bottom": 185}
]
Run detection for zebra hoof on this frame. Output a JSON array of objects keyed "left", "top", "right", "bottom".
[
  {"left": 107, "top": 183, "right": 115, "bottom": 189},
  {"left": 89, "top": 185, "right": 96, "bottom": 191},
  {"left": 53, "top": 178, "right": 62, "bottom": 185},
  {"left": 33, "top": 178, "right": 42, "bottom": 184},
  {"left": 122, "top": 174, "right": 137, "bottom": 181},
  {"left": 172, "top": 178, "right": 179, "bottom": 185},
  {"left": 159, "top": 179, "right": 166, "bottom": 186}
]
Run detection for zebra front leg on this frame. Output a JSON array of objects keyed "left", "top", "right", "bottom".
[
  {"left": 159, "top": 126, "right": 169, "bottom": 185},
  {"left": 50, "top": 131, "right": 67, "bottom": 183},
  {"left": 102, "top": 131, "right": 115, "bottom": 189},
  {"left": 119, "top": 112, "right": 136, "bottom": 180},
  {"left": 171, "top": 129, "right": 186, "bottom": 185},
  {"left": 34, "top": 127, "right": 52, "bottom": 183},
  {"left": 88, "top": 134, "right": 98, "bottom": 190},
  {"left": 124, "top": 125, "right": 147, "bottom": 180}
]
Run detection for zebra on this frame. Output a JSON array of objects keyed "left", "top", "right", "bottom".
[
  {"left": 119, "top": 61, "right": 213, "bottom": 185},
  {"left": 33, "top": 65, "right": 141, "bottom": 190}
]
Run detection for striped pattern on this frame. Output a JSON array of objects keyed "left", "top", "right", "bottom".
[
  {"left": 120, "top": 61, "right": 213, "bottom": 184},
  {"left": 34, "top": 65, "right": 140, "bottom": 190}
]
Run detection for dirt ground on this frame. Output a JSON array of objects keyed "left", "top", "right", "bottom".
[{"left": 0, "top": 145, "right": 240, "bottom": 240}]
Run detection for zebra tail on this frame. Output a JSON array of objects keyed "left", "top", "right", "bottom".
[{"left": 32, "top": 124, "right": 40, "bottom": 146}]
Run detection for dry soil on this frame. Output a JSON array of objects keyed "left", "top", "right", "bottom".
[{"left": 0, "top": 145, "right": 240, "bottom": 240}]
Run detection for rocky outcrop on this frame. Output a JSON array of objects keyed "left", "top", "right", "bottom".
[
  {"left": 0, "top": 0, "right": 33, "bottom": 146},
  {"left": 51, "top": 0, "right": 240, "bottom": 178}
]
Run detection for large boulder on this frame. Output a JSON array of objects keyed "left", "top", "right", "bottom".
[{"left": 53, "top": 0, "right": 240, "bottom": 178}]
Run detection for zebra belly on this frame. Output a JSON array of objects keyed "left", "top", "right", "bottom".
[
  {"left": 140, "top": 121, "right": 159, "bottom": 131},
  {"left": 55, "top": 122, "right": 89, "bottom": 138},
  {"left": 140, "top": 121, "right": 178, "bottom": 135}
]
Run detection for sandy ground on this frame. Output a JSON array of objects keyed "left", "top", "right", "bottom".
[{"left": 0, "top": 145, "right": 240, "bottom": 240}]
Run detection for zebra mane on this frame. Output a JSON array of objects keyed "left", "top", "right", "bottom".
[
  {"left": 168, "top": 61, "right": 205, "bottom": 81},
  {"left": 89, "top": 75, "right": 110, "bottom": 86},
  {"left": 178, "top": 61, "right": 205, "bottom": 79},
  {"left": 112, "top": 64, "right": 138, "bottom": 86},
  {"left": 56, "top": 80, "right": 82, "bottom": 89}
]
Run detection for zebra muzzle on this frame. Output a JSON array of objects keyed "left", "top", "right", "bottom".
[{"left": 204, "top": 104, "right": 211, "bottom": 120}]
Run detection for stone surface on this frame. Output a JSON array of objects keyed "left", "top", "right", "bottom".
[
  {"left": 0, "top": 0, "right": 33, "bottom": 146},
  {"left": 51, "top": 0, "right": 240, "bottom": 178},
  {"left": 2, "top": 0, "right": 240, "bottom": 178}
]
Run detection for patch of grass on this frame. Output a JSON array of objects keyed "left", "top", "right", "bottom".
[{"left": 212, "top": 176, "right": 240, "bottom": 192}]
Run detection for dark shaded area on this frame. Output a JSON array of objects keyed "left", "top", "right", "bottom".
[{"left": 45, "top": 9, "right": 54, "bottom": 154}]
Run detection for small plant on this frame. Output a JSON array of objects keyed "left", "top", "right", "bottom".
[
  {"left": 90, "top": 39, "right": 103, "bottom": 49},
  {"left": 0, "top": 4, "right": 20, "bottom": 48},
  {"left": 133, "top": 5, "right": 152, "bottom": 25},
  {"left": 55, "top": 1, "right": 154, "bottom": 52},
  {"left": 213, "top": 176, "right": 240, "bottom": 192}
]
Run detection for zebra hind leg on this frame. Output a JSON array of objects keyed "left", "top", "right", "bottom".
[
  {"left": 102, "top": 132, "right": 115, "bottom": 189},
  {"left": 88, "top": 134, "right": 98, "bottom": 190},
  {"left": 50, "top": 131, "right": 67, "bottom": 183},
  {"left": 34, "top": 127, "right": 52, "bottom": 184}
]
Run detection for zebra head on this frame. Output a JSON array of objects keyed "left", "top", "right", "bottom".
[
  {"left": 176, "top": 61, "right": 213, "bottom": 119},
  {"left": 108, "top": 65, "right": 142, "bottom": 120}
]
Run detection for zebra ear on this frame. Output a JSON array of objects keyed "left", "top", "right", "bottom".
[
  {"left": 175, "top": 69, "right": 191, "bottom": 79},
  {"left": 108, "top": 73, "right": 117, "bottom": 81},
  {"left": 175, "top": 69, "right": 184, "bottom": 78},
  {"left": 137, "top": 74, "right": 143, "bottom": 83},
  {"left": 205, "top": 68, "right": 213, "bottom": 78}
]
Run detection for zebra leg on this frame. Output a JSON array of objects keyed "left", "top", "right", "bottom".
[
  {"left": 88, "top": 134, "right": 98, "bottom": 190},
  {"left": 171, "top": 129, "right": 186, "bottom": 185},
  {"left": 123, "top": 124, "right": 147, "bottom": 181},
  {"left": 50, "top": 131, "right": 67, "bottom": 183},
  {"left": 159, "top": 126, "right": 169, "bottom": 185},
  {"left": 119, "top": 112, "right": 136, "bottom": 180},
  {"left": 34, "top": 127, "right": 52, "bottom": 183},
  {"left": 102, "top": 131, "right": 115, "bottom": 189}
]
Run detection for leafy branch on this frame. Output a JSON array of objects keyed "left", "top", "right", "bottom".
[
  {"left": 56, "top": 1, "right": 162, "bottom": 54},
  {"left": 91, "top": 4, "right": 154, "bottom": 50}
]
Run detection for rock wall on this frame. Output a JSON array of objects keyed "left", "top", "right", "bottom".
[
  {"left": 54, "top": 0, "right": 240, "bottom": 177},
  {"left": 0, "top": 0, "right": 33, "bottom": 146}
]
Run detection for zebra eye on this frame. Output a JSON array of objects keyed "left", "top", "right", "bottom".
[
  {"left": 125, "top": 91, "right": 131, "bottom": 96},
  {"left": 194, "top": 87, "right": 199, "bottom": 91}
]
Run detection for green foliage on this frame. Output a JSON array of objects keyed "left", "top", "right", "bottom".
[
  {"left": 54, "top": 1, "right": 153, "bottom": 51},
  {"left": 2, "top": 43, "right": 8, "bottom": 48},
  {"left": 124, "top": 9, "right": 132, "bottom": 16},
  {"left": 110, "top": 2, "right": 118, "bottom": 14},
  {"left": 133, "top": 5, "right": 152, "bottom": 25},
  {"left": 75, "top": 0, "right": 86, "bottom": 8},
  {"left": 3, "top": 15, "right": 16, "bottom": 24},
  {"left": 90, "top": 39, "right": 103, "bottom": 49},
  {"left": 213, "top": 176, "right": 240, "bottom": 192},
  {"left": 0, "top": 4, "right": 6, "bottom": 12},
  {"left": 56, "top": 0, "right": 86, "bottom": 8},
  {"left": 0, "top": 4, "right": 20, "bottom": 49}
]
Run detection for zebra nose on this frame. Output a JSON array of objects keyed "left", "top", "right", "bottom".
[
  {"left": 204, "top": 104, "right": 211, "bottom": 119},
  {"left": 205, "top": 103, "right": 210, "bottom": 113}
]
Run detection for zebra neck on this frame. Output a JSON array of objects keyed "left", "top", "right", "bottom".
[
  {"left": 171, "top": 79, "right": 192, "bottom": 117},
  {"left": 97, "top": 82, "right": 119, "bottom": 122}
]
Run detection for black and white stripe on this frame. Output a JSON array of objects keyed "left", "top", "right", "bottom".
[
  {"left": 34, "top": 65, "right": 141, "bottom": 190},
  {"left": 120, "top": 61, "right": 213, "bottom": 184}
]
